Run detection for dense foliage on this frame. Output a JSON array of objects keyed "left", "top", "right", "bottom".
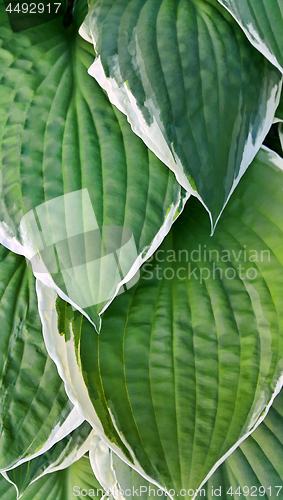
[{"left": 1, "top": 0, "right": 283, "bottom": 499}]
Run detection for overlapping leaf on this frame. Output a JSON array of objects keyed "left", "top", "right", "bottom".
[
  {"left": 218, "top": 0, "right": 283, "bottom": 74},
  {"left": 111, "top": 452, "right": 167, "bottom": 500},
  {"left": 36, "top": 280, "right": 142, "bottom": 473},
  {"left": 0, "top": 474, "right": 15, "bottom": 500},
  {"left": 81, "top": 0, "right": 282, "bottom": 228},
  {"left": 0, "top": 426, "right": 167, "bottom": 500},
  {"left": 262, "top": 123, "right": 283, "bottom": 158},
  {"left": 0, "top": 455, "right": 104, "bottom": 500},
  {"left": 0, "top": 0, "right": 185, "bottom": 330},
  {"left": 37, "top": 147, "right": 283, "bottom": 497},
  {"left": 3, "top": 421, "right": 94, "bottom": 498},
  {"left": 0, "top": 245, "right": 83, "bottom": 472},
  {"left": 88, "top": 433, "right": 167, "bottom": 500},
  {"left": 204, "top": 388, "right": 283, "bottom": 499},
  {"left": 276, "top": 99, "right": 283, "bottom": 121}
]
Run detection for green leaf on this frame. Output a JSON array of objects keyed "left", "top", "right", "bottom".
[
  {"left": 88, "top": 429, "right": 168, "bottom": 499},
  {"left": 218, "top": 0, "right": 283, "bottom": 74},
  {"left": 3, "top": 421, "right": 94, "bottom": 498},
  {"left": 0, "top": 0, "right": 185, "bottom": 330},
  {"left": 204, "top": 388, "right": 283, "bottom": 499},
  {"left": 0, "top": 455, "right": 105, "bottom": 500},
  {"left": 276, "top": 95, "right": 283, "bottom": 121},
  {"left": 37, "top": 147, "right": 283, "bottom": 496},
  {"left": 262, "top": 124, "right": 283, "bottom": 158},
  {"left": 0, "top": 474, "right": 15, "bottom": 500},
  {"left": 0, "top": 245, "right": 82, "bottom": 472},
  {"left": 1, "top": 423, "right": 161, "bottom": 500},
  {"left": 36, "top": 280, "right": 138, "bottom": 470},
  {"left": 280, "top": 123, "right": 283, "bottom": 153},
  {"left": 81, "top": 0, "right": 282, "bottom": 228},
  {"left": 111, "top": 452, "right": 167, "bottom": 500}
]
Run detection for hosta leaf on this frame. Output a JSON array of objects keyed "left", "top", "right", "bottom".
[
  {"left": 3, "top": 421, "right": 94, "bottom": 497},
  {"left": 277, "top": 87, "right": 283, "bottom": 148},
  {"left": 80, "top": 0, "right": 282, "bottom": 228},
  {"left": 3, "top": 421, "right": 141, "bottom": 500},
  {"left": 276, "top": 95, "right": 283, "bottom": 121},
  {"left": 280, "top": 123, "right": 283, "bottom": 152},
  {"left": 204, "top": 388, "right": 283, "bottom": 499},
  {"left": 218, "top": 0, "right": 283, "bottom": 74},
  {"left": 0, "top": 454, "right": 166, "bottom": 500},
  {"left": 88, "top": 434, "right": 118, "bottom": 494},
  {"left": 0, "top": 245, "right": 83, "bottom": 472},
  {"left": 0, "top": 455, "right": 104, "bottom": 500},
  {"left": 36, "top": 280, "right": 143, "bottom": 474},
  {"left": 111, "top": 452, "right": 167, "bottom": 500},
  {"left": 88, "top": 432, "right": 167, "bottom": 500},
  {"left": 37, "top": 147, "right": 283, "bottom": 496},
  {"left": 0, "top": 0, "right": 185, "bottom": 330},
  {"left": 0, "top": 474, "right": 15, "bottom": 500},
  {"left": 262, "top": 124, "right": 283, "bottom": 158}
]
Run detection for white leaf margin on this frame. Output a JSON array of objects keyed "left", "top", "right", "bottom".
[
  {"left": 79, "top": 15, "right": 283, "bottom": 234},
  {"left": 0, "top": 172, "right": 189, "bottom": 332},
  {"left": 36, "top": 279, "right": 168, "bottom": 495},
  {"left": 36, "top": 182, "right": 283, "bottom": 500},
  {"left": 1, "top": 428, "right": 97, "bottom": 499},
  {"left": 0, "top": 236, "right": 85, "bottom": 473},
  {"left": 217, "top": 0, "right": 283, "bottom": 74},
  {"left": 189, "top": 146, "right": 283, "bottom": 498},
  {"left": 0, "top": 407, "right": 84, "bottom": 474},
  {"left": 279, "top": 122, "right": 283, "bottom": 151}
]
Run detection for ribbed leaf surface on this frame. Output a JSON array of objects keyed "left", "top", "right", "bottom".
[
  {"left": 37, "top": 283, "right": 138, "bottom": 469},
  {"left": 0, "top": 474, "right": 15, "bottom": 500},
  {"left": 0, "top": 0, "right": 184, "bottom": 329},
  {"left": 218, "top": 0, "right": 283, "bottom": 73},
  {"left": 4, "top": 421, "right": 94, "bottom": 497},
  {"left": 0, "top": 245, "right": 80, "bottom": 472},
  {"left": 0, "top": 455, "right": 104, "bottom": 500},
  {"left": 38, "top": 147, "right": 283, "bottom": 497},
  {"left": 111, "top": 452, "right": 167, "bottom": 500},
  {"left": 88, "top": 432, "right": 167, "bottom": 499},
  {"left": 81, "top": 0, "right": 282, "bottom": 227},
  {"left": 204, "top": 389, "right": 283, "bottom": 499}
]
